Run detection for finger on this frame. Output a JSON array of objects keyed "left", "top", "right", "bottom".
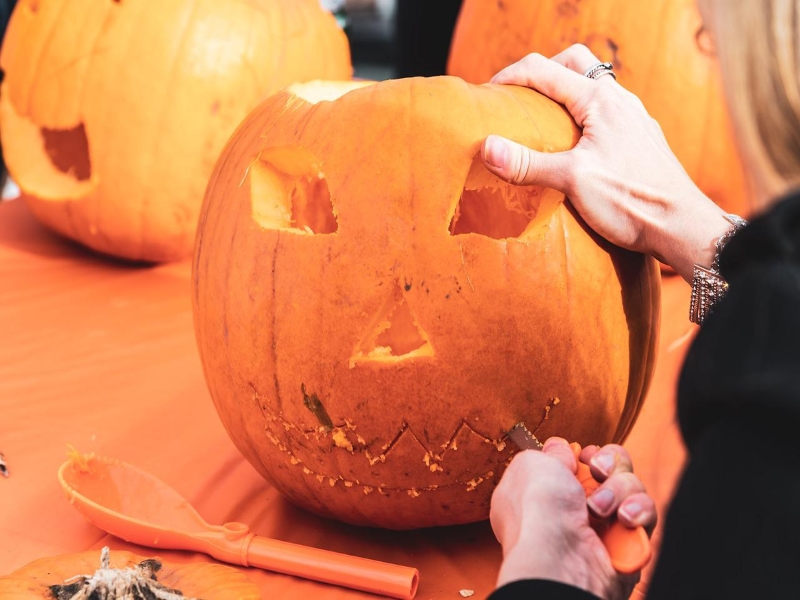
[
  {"left": 541, "top": 437, "right": 577, "bottom": 473},
  {"left": 617, "top": 492, "right": 658, "bottom": 537},
  {"left": 588, "top": 444, "right": 634, "bottom": 481},
  {"left": 482, "top": 135, "right": 572, "bottom": 190},
  {"left": 549, "top": 44, "right": 619, "bottom": 87},
  {"left": 549, "top": 43, "right": 602, "bottom": 74},
  {"left": 586, "top": 471, "right": 646, "bottom": 518},
  {"left": 578, "top": 444, "right": 601, "bottom": 464},
  {"left": 489, "top": 52, "right": 591, "bottom": 110}
]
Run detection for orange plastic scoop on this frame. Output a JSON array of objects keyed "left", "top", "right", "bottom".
[{"left": 57, "top": 451, "right": 419, "bottom": 599}]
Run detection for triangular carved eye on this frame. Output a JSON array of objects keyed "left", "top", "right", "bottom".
[
  {"left": 251, "top": 148, "right": 337, "bottom": 234},
  {"left": 351, "top": 282, "right": 434, "bottom": 367},
  {"left": 448, "top": 158, "right": 563, "bottom": 239}
]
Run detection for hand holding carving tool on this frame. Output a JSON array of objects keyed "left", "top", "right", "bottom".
[{"left": 505, "top": 423, "right": 652, "bottom": 574}]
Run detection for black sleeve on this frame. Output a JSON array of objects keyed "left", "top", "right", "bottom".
[
  {"left": 488, "top": 579, "right": 600, "bottom": 600},
  {"left": 647, "top": 258, "right": 800, "bottom": 599}
]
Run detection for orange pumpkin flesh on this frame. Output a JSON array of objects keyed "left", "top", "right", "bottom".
[
  {"left": 193, "top": 77, "right": 661, "bottom": 529},
  {"left": 447, "top": 0, "right": 750, "bottom": 217},
  {"left": 0, "top": 549, "right": 260, "bottom": 599},
  {"left": 0, "top": 0, "right": 352, "bottom": 262}
]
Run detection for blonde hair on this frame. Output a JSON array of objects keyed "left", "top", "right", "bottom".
[{"left": 702, "top": 0, "right": 800, "bottom": 206}]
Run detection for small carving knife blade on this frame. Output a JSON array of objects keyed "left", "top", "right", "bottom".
[
  {"left": 505, "top": 422, "right": 651, "bottom": 574},
  {"left": 506, "top": 421, "right": 544, "bottom": 450}
]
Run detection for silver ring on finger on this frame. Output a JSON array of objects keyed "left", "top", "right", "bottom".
[{"left": 583, "top": 61, "right": 617, "bottom": 81}]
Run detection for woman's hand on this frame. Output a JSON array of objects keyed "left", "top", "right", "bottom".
[
  {"left": 481, "top": 44, "right": 733, "bottom": 281},
  {"left": 490, "top": 437, "right": 656, "bottom": 600}
]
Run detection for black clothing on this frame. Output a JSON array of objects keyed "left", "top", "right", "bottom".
[
  {"left": 489, "top": 191, "right": 800, "bottom": 599},
  {"left": 488, "top": 580, "right": 600, "bottom": 599}
]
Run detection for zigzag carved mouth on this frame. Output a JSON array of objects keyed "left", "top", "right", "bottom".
[{"left": 251, "top": 389, "right": 562, "bottom": 496}]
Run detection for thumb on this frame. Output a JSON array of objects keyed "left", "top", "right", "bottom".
[
  {"left": 482, "top": 135, "right": 569, "bottom": 190},
  {"left": 541, "top": 437, "right": 578, "bottom": 474}
]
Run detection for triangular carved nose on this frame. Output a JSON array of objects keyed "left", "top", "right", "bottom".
[{"left": 350, "top": 282, "right": 434, "bottom": 367}]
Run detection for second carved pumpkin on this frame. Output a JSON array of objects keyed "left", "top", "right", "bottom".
[{"left": 0, "top": 0, "right": 352, "bottom": 262}]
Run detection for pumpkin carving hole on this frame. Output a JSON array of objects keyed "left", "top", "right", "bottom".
[
  {"left": 375, "top": 298, "right": 426, "bottom": 356},
  {"left": 351, "top": 283, "right": 433, "bottom": 366},
  {"left": 449, "top": 160, "right": 563, "bottom": 239},
  {"left": 41, "top": 123, "right": 92, "bottom": 182},
  {"left": 449, "top": 185, "right": 534, "bottom": 238},
  {"left": 250, "top": 153, "right": 337, "bottom": 234},
  {"left": 0, "top": 92, "right": 97, "bottom": 200}
]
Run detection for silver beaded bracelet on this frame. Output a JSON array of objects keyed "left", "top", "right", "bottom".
[{"left": 689, "top": 213, "right": 748, "bottom": 325}]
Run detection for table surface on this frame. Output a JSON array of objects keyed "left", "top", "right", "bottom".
[{"left": 0, "top": 198, "right": 692, "bottom": 599}]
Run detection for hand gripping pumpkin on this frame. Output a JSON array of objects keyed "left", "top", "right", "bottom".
[
  {"left": 0, "top": 0, "right": 351, "bottom": 262},
  {"left": 192, "top": 78, "right": 661, "bottom": 529},
  {"left": 447, "top": 0, "right": 750, "bottom": 216}
]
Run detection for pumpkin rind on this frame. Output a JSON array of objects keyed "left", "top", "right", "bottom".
[
  {"left": 447, "top": 0, "right": 750, "bottom": 216},
  {"left": 0, "top": 0, "right": 352, "bottom": 262},
  {"left": 193, "top": 77, "right": 661, "bottom": 529},
  {"left": 0, "top": 550, "right": 260, "bottom": 599}
]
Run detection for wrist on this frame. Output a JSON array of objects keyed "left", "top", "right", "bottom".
[
  {"left": 496, "top": 529, "right": 602, "bottom": 597},
  {"left": 649, "top": 195, "right": 732, "bottom": 282},
  {"left": 688, "top": 213, "right": 748, "bottom": 324},
  {"left": 498, "top": 544, "right": 581, "bottom": 590}
]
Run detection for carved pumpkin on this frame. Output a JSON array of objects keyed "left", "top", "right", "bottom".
[
  {"left": 447, "top": 0, "right": 750, "bottom": 216},
  {"left": 0, "top": 549, "right": 259, "bottom": 599},
  {"left": 192, "top": 78, "right": 661, "bottom": 529},
  {"left": 0, "top": 0, "right": 351, "bottom": 262}
]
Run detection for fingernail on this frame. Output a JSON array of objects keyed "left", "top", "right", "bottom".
[
  {"left": 619, "top": 501, "right": 642, "bottom": 522},
  {"left": 541, "top": 437, "right": 569, "bottom": 455},
  {"left": 484, "top": 135, "right": 509, "bottom": 169},
  {"left": 588, "top": 488, "right": 615, "bottom": 516},
  {"left": 591, "top": 453, "right": 615, "bottom": 477}
]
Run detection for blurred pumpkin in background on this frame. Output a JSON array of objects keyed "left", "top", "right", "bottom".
[
  {"left": 447, "top": 0, "right": 750, "bottom": 217},
  {"left": 0, "top": 0, "right": 352, "bottom": 262},
  {"left": 192, "top": 77, "right": 661, "bottom": 529}
]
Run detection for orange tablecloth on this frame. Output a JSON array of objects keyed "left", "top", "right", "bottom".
[{"left": 0, "top": 198, "right": 691, "bottom": 598}]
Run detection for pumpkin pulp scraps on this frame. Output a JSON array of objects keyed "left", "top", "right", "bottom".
[{"left": 49, "top": 547, "right": 195, "bottom": 600}]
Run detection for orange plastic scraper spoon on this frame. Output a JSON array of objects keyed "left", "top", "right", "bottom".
[{"left": 57, "top": 452, "right": 419, "bottom": 599}]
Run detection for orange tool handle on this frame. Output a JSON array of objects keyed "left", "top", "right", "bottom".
[
  {"left": 569, "top": 443, "right": 652, "bottom": 574},
  {"left": 244, "top": 534, "right": 419, "bottom": 599}
]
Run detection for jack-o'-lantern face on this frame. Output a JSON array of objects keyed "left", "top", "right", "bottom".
[
  {"left": 193, "top": 78, "right": 661, "bottom": 529},
  {"left": 0, "top": 0, "right": 351, "bottom": 262}
]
